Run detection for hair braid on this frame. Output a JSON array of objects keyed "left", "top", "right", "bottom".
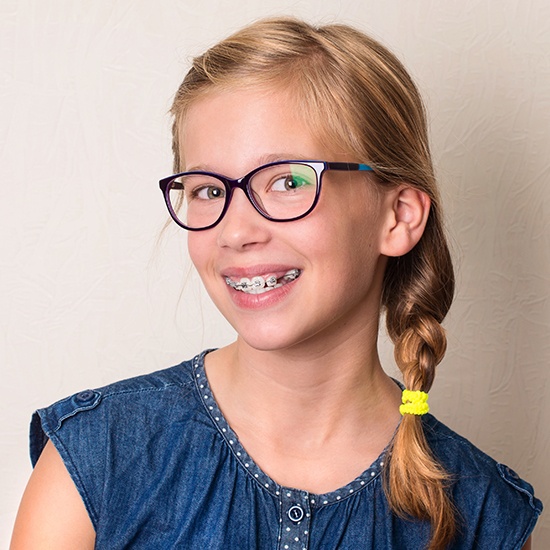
[{"left": 383, "top": 221, "right": 457, "bottom": 549}]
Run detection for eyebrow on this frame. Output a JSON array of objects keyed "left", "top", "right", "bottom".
[
  {"left": 185, "top": 153, "right": 312, "bottom": 174},
  {"left": 258, "top": 153, "right": 312, "bottom": 164}
]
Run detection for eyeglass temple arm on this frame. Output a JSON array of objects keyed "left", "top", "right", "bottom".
[
  {"left": 326, "top": 162, "right": 373, "bottom": 172},
  {"left": 159, "top": 179, "right": 183, "bottom": 191}
]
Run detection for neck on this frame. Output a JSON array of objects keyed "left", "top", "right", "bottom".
[{"left": 204, "top": 328, "right": 401, "bottom": 447}]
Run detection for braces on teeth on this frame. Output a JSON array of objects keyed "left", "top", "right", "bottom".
[{"left": 225, "top": 269, "right": 300, "bottom": 293}]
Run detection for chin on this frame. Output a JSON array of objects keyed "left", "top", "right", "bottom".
[
  {"left": 235, "top": 328, "right": 299, "bottom": 353},
  {"left": 234, "top": 321, "right": 329, "bottom": 355}
]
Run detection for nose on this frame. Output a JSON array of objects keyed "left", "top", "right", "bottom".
[{"left": 216, "top": 187, "right": 271, "bottom": 250}]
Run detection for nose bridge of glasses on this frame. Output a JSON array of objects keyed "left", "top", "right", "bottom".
[
  {"left": 223, "top": 172, "right": 260, "bottom": 207},
  {"left": 226, "top": 174, "right": 250, "bottom": 193},
  {"left": 220, "top": 174, "right": 261, "bottom": 218}
]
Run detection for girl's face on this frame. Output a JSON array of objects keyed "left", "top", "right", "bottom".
[{"left": 181, "top": 87, "right": 394, "bottom": 354}]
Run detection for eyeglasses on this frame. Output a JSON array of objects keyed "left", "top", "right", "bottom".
[{"left": 159, "top": 160, "right": 373, "bottom": 231}]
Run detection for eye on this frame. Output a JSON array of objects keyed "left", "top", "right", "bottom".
[
  {"left": 193, "top": 185, "right": 225, "bottom": 200},
  {"left": 270, "top": 174, "right": 312, "bottom": 192},
  {"left": 181, "top": 174, "right": 225, "bottom": 201}
]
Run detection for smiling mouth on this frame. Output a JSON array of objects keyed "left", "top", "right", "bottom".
[{"left": 225, "top": 269, "right": 301, "bottom": 294}]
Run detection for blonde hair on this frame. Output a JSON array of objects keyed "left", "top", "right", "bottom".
[{"left": 170, "top": 17, "right": 456, "bottom": 549}]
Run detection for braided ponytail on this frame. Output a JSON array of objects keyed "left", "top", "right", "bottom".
[{"left": 383, "top": 211, "right": 456, "bottom": 549}]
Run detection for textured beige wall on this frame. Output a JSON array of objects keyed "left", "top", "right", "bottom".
[{"left": 2, "top": 0, "right": 548, "bottom": 545}]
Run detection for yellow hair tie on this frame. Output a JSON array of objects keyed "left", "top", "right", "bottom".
[{"left": 399, "top": 389, "right": 430, "bottom": 416}]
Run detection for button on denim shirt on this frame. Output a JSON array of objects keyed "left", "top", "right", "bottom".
[{"left": 31, "top": 351, "right": 542, "bottom": 549}]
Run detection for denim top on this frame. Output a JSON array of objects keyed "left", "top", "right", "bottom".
[{"left": 30, "top": 351, "right": 542, "bottom": 549}]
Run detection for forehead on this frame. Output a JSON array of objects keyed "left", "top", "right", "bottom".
[{"left": 178, "top": 87, "right": 342, "bottom": 174}]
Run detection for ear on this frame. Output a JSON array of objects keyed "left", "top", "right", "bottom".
[{"left": 380, "top": 186, "right": 431, "bottom": 257}]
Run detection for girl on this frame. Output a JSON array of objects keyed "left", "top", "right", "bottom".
[{"left": 12, "top": 17, "right": 541, "bottom": 550}]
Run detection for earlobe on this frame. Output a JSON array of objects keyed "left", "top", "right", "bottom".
[{"left": 380, "top": 187, "right": 431, "bottom": 257}]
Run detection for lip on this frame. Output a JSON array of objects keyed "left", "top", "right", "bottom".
[
  {"left": 221, "top": 264, "right": 301, "bottom": 280},
  {"left": 221, "top": 264, "right": 302, "bottom": 310}
]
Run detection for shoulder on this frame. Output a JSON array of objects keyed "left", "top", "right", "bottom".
[
  {"left": 422, "top": 414, "right": 542, "bottom": 548},
  {"left": 27, "top": 351, "right": 217, "bottom": 532},
  {"left": 31, "top": 353, "right": 206, "bottom": 466}
]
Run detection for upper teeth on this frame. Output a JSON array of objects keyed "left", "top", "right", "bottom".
[{"left": 225, "top": 269, "right": 300, "bottom": 293}]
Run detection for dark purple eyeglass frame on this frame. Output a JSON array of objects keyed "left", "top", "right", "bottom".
[{"left": 159, "top": 159, "right": 373, "bottom": 231}]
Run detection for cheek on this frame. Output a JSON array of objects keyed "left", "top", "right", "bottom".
[
  {"left": 319, "top": 187, "right": 383, "bottom": 247},
  {"left": 187, "top": 233, "right": 210, "bottom": 273}
]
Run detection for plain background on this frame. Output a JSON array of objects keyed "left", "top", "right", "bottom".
[{"left": 2, "top": 0, "right": 548, "bottom": 546}]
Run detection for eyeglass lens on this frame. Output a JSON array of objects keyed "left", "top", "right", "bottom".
[{"left": 166, "top": 162, "right": 318, "bottom": 229}]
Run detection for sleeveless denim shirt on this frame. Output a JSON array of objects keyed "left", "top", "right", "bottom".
[{"left": 30, "top": 351, "right": 542, "bottom": 549}]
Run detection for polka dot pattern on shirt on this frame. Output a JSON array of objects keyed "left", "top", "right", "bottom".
[{"left": 193, "top": 351, "right": 389, "bottom": 550}]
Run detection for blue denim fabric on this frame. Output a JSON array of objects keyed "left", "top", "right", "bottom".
[{"left": 30, "top": 351, "right": 542, "bottom": 549}]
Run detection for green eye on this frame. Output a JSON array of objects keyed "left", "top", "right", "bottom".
[{"left": 271, "top": 174, "right": 312, "bottom": 192}]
